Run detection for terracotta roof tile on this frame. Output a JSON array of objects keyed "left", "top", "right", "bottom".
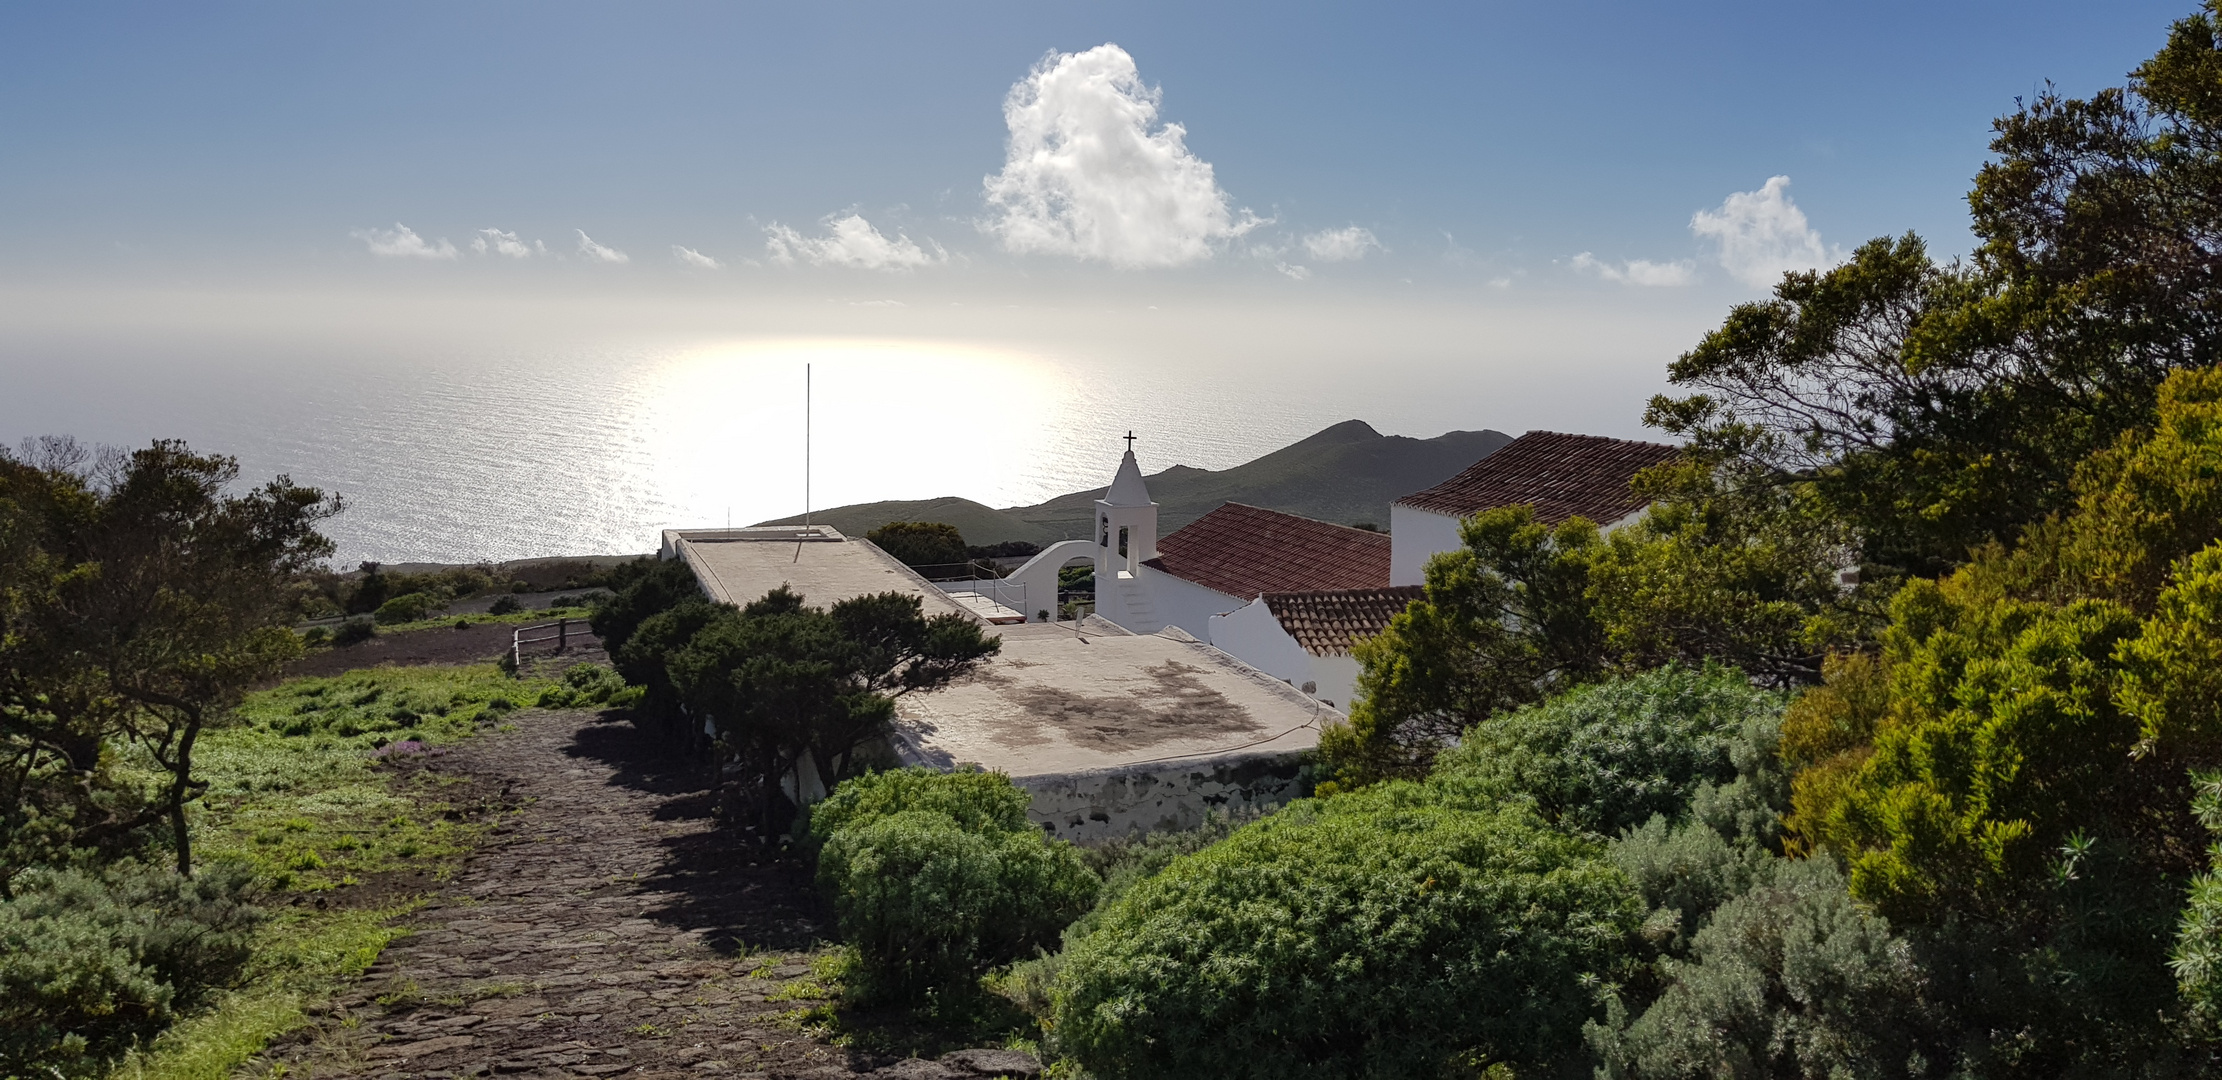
[
  {"left": 1394, "top": 431, "right": 1678, "bottom": 524},
  {"left": 1143, "top": 503, "right": 1391, "bottom": 599},
  {"left": 1264, "top": 587, "right": 1424, "bottom": 656}
]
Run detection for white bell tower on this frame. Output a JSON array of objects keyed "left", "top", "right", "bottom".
[{"left": 1095, "top": 432, "right": 1158, "bottom": 581}]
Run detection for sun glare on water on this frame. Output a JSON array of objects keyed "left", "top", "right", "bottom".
[{"left": 632, "top": 338, "right": 1076, "bottom": 532}]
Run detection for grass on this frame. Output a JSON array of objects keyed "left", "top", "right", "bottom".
[
  {"left": 373, "top": 604, "right": 600, "bottom": 634},
  {"left": 109, "top": 906, "right": 405, "bottom": 1080},
  {"left": 189, "top": 664, "right": 557, "bottom": 891},
  {"left": 96, "top": 662, "right": 615, "bottom": 1080}
]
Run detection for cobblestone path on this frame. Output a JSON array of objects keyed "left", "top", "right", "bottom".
[{"left": 259, "top": 708, "right": 1039, "bottom": 1080}]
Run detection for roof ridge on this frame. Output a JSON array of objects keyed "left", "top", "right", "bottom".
[{"left": 1213, "top": 502, "right": 1392, "bottom": 536}]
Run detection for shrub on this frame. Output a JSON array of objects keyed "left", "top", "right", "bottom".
[
  {"left": 372, "top": 592, "right": 440, "bottom": 625},
  {"left": 1049, "top": 786, "right": 1643, "bottom": 1080},
  {"left": 488, "top": 595, "right": 522, "bottom": 616},
  {"left": 534, "top": 663, "right": 636, "bottom": 709},
  {"left": 1590, "top": 858, "right": 1938, "bottom": 1079},
  {"left": 0, "top": 862, "right": 263, "bottom": 1078},
  {"left": 1607, "top": 815, "right": 1773, "bottom": 955},
  {"left": 331, "top": 617, "right": 375, "bottom": 646},
  {"left": 807, "top": 767, "right": 1034, "bottom": 842},
  {"left": 819, "top": 808, "right": 1096, "bottom": 1002},
  {"left": 865, "top": 521, "right": 970, "bottom": 569},
  {"left": 1433, "top": 664, "right": 1786, "bottom": 839}
]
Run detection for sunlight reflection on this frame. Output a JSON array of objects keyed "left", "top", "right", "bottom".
[{"left": 633, "top": 338, "right": 1070, "bottom": 528}]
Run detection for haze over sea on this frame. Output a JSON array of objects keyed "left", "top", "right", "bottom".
[
  {"left": 0, "top": 3, "right": 2173, "bottom": 567},
  {"left": 0, "top": 291, "right": 1704, "bottom": 567}
]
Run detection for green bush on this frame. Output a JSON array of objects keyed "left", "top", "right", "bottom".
[
  {"left": 487, "top": 594, "right": 522, "bottom": 616},
  {"left": 1591, "top": 857, "right": 1937, "bottom": 1079},
  {"left": 1433, "top": 664, "right": 1786, "bottom": 839},
  {"left": 1049, "top": 786, "right": 1643, "bottom": 1080},
  {"left": 865, "top": 521, "right": 970, "bottom": 569},
  {"left": 0, "top": 861, "right": 263, "bottom": 1078},
  {"left": 819, "top": 808, "right": 1096, "bottom": 1002},
  {"left": 808, "top": 767, "right": 1034, "bottom": 842},
  {"left": 372, "top": 592, "right": 440, "bottom": 625},
  {"left": 331, "top": 617, "right": 375, "bottom": 646},
  {"left": 534, "top": 663, "right": 638, "bottom": 709},
  {"left": 1000, "top": 812, "right": 1256, "bottom": 1018},
  {"left": 812, "top": 770, "right": 1093, "bottom": 1002}
]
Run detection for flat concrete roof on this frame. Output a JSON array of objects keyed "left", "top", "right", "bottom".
[
  {"left": 891, "top": 622, "right": 1329, "bottom": 779},
  {"left": 663, "top": 530, "right": 1330, "bottom": 782},
  {"left": 667, "top": 528, "right": 968, "bottom": 618}
]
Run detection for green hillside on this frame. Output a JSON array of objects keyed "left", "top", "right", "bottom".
[{"left": 759, "top": 420, "right": 1513, "bottom": 545}]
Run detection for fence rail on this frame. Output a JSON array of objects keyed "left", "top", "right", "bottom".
[{"left": 513, "top": 618, "right": 600, "bottom": 668}]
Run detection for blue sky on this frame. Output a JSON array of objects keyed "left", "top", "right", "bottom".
[{"left": 0, "top": 1, "right": 2189, "bottom": 292}]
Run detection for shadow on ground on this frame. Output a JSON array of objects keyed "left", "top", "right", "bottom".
[{"left": 563, "top": 709, "right": 834, "bottom": 955}]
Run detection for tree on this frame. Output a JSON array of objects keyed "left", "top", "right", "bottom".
[
  {"left": 1328, "top": 494, "right": 1857, "bottom": 787},
  {"left": 1650, "top": 2, "right": 2222, "bottom": 578},
  {"left": 590, "top": 556, "right": 705, "bottom": 658},
  {"left": 668, "top": 587, "right": 1000, "bottom": 812},
  {"left": 864, "top": 521, "right": 970, "bottom": 570},
  {"left": 0, "top": 439, "right": 339, "bottom": 879},
  {"left": 1327, "top": 507, "right": 1608, "bottom": 785}
]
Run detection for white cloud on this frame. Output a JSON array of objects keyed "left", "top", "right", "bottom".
[
  {"left": 1275, "top": 262, "right": 1311, "bottom": 281},
  {"left": 1570, "top": 251, "right": 1696, "bottom": 287},
  {"left": 349, "top": 223, "right": 457, "bottom": 259},
  {"left": 575, "top": 230, "right": 630, "bottom": 264},
  {"left": 672, "top": 245, "right": 721, "bottom": 270},
  {"left": 471, "top": 228, "right": 535, "bottom": 258},
  {"left": 764, "top": 214, "right": 942, "bottom": 271},
  {"left": 981, "top": 43, "right": 1261, "bottom": 267},
  {"left": 1689, "top": 176, "right": 1844, "bottom": 288},
  {"left": 1302, "top": 226, "right": 1382, "bottom": 262}
]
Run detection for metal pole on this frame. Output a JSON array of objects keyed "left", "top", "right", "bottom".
[{"left": 797, "top": 362, "right": 811, "bottom": 563}]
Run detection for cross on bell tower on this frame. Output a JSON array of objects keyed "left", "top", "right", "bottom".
[{"left": 1096, "top": 429, "right": 1159, "bottom": 580}]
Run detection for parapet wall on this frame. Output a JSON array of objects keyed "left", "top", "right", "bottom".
[{"left": 1022, "top": 751, "right": 1311, "bottom": 842}]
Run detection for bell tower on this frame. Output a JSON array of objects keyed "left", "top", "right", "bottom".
[{"left": 1094, "top": 432, "right": 1158, "bottom": 580}]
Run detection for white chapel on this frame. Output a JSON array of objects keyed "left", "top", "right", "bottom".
[{"left": 988, "top": 430, "right": 1680, "bottom": 709}]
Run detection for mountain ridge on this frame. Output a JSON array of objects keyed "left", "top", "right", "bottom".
[{"left": 759, "top": 420, "right": 1516, "bottom": 546}]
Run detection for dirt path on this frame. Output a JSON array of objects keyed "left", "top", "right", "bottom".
[{"left": 258, "top": 708, "right": 1039, "bottom": 1080}]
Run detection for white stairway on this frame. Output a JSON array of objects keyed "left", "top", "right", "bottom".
[{"left": 1108, "top": 573, "right": 1159, "bottom": 633}]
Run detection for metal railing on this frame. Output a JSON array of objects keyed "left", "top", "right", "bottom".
[
  {"left": 513, "top": 618, "right": 600, "bottom": 668},
  {"left": 941, "top": 577, "right": 1029, "bottom": 618}
]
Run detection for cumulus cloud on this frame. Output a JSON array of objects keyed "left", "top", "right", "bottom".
[
  {"left": 764, "top": 214, "right": 942, "bottom": 271},
  {"left": 575, "top": 230, "right": 630, "bottom": 264},
  {"left": 471, "top": 228, "right": 535, "bottom": 258},
  {"left": 1302, "top": 226, "right": 1382, "bottom": 262},
  {"left": 1689, "top": 176, "right": 1843, "bottom": 288},
  {"left": 350, "top": 223, "right": 457, "bottom": 259},
  {"left": 1570, "top": 252, "right": 1696, "bottom": 287},
  {"left": 672, "top": 245, "right": 721, "bottom": 270},
  {"left": 981, "top": 43, "right": 1261, "bottom": 268}
]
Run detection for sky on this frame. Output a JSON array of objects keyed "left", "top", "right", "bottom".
[{"left": 0, "top": 1, "right": 2202, "bottom": 486}]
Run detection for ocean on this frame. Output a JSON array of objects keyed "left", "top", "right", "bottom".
[{"left": 0, "top": 298, "right": 1701, "bottom": 566}]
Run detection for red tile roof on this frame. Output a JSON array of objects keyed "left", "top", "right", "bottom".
[
  {"left": 1144, "top": 503, "right": 1391, "bottom": 599},
  {"left": 1394, "top": 431, "right": 1678, "bottom": 524},
  {"left": 1264, "top": 587, "right": 1424, "bottom": 656}
]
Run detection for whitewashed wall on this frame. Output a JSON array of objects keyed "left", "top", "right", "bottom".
[{"left": 1390, "top": 503, "right": 1465, "bottom": 586}]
